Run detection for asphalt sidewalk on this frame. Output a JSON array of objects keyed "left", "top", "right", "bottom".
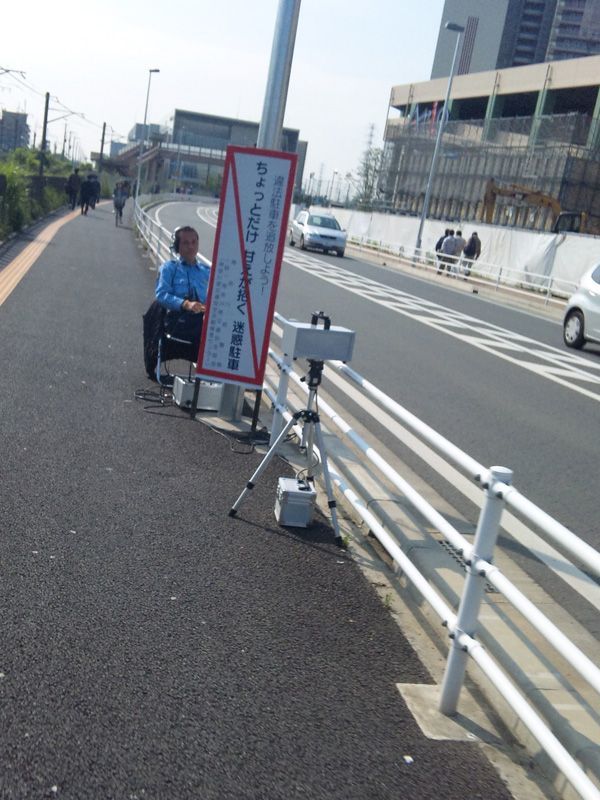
[{"left": 0, "top": 203, "right": 517, "bottom": 799}]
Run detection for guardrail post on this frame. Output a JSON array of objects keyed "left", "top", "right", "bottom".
[
  {"left": 494, "top": 267, "right": 502, "bottom": 292},
  {"left": 544, "top": 276, "right": 553, "bottom": 306},
  {"left": 269, "top": 352, "right": 292, "bottom": 446},
  {"left": 439, "top": 465, "right": 513, "bottom": 715}
]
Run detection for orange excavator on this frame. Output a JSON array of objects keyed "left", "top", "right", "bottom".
[{"left": 481, "top": 179, "right": 588, "bottom": 234}]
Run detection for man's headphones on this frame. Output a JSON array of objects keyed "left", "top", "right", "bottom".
[{"left": 171, "top": 225, "right": 198, "bottom": 254}]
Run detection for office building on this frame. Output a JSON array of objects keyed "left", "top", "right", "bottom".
[
  {"left": 109, "top": 110, "right": 307, "bottom": 195},
  {"left": 431, "top": 0, "right": 600, "bottom": 78},
  {"left": 547, "top": 0, "right": 600, "bottom": 60},
  {"left": 169, "top": 110, "right": 306, "bottom": 193},
  {"left": 382, "top": 55, "right": 600, "bottom": 232},
  {"left": 127, "top": 123, "right": 166, "bottom": 143},
  {"left": 0, "top": 110, "right": 29, "bottom": 152}
]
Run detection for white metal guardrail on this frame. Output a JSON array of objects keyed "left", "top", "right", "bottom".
[
  {"left": 265, "top": 315, "right": 600, "bottom": 800},
  {"left": 134, "top": 195, "right": 211, "bottom": 267},
  {"left": 135, "top": 199, "right": 600, "bottom": 798}
]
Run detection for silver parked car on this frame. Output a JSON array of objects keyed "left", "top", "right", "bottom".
[
  {"left": 563, "top": 263, "right": 600, "bottom": 348},
  {"left": 289, "top": 210, "right": 347, "bottom": 257}
]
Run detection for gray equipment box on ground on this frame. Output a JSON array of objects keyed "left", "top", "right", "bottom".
[
  {"left": 274, "top": 477, "right": 316, "bottom": 527},
  {"left": 173, "top": 377, "right": 223, "bottom": 411}
]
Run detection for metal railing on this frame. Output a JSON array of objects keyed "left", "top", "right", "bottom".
[
  {"left": 347, "top": 236, "right": 578, "bottom": 306},
  {"left": 264, "top": 315, "right": 600, "bottom": 800},
  {"left": 134, "top": 198, "right": 600, "bottom": 797},
  {"left": 134, "top": 195, "right": 211, "bottom": 267}
]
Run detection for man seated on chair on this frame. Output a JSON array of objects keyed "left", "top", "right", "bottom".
[
  {"left": 155, "top": 225, "right": 210, "bottom": 354},
  {"left": 143, "top": 226, "right": 210, "bottom": 380}
]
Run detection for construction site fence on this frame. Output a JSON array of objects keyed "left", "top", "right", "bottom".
[{"left": 302, "top": 204, "right": 599, "bottom": 295}]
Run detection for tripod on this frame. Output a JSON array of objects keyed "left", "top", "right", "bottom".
[{"left": 229, "top": 359, "right": 342, "bottom": 545}]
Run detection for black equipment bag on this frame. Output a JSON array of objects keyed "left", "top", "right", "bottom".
[{"left": 142, "top": 301, "right": 203, "bottom": 380}]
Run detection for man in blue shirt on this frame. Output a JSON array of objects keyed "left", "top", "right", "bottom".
[
  {"left": 155, "top": 226, "right": 210, "bottom": 313},
  {"left": 144, "top": 226, "right": 211, "bottom": 378}
]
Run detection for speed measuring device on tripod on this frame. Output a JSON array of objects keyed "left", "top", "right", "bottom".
[
  {"left": 280, "top": 311, "right": 355, "bottom": 362},
  {"left": 229, "top": 312, "right": 356, "bottom": 544}
]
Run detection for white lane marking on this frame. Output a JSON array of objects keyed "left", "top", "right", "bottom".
[
  {"left": 197, "top": 206, "right": 219, "bottom": 227},
  {"left": 153, "top": 201, "right": 192, "bottom": 229},
  {"left": 283, "top": 252, "right": 600, "bottom": 401},
  {"left": 192, "top": 202, "right": 600, "bottom": 397}
]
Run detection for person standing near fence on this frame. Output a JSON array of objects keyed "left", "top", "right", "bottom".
[
  {"left": 435, "top": 228, "right": 450, "bottom": 271},
  {"left": 453, "top": 230, "right": 466, "bottom": 277},
  {"left": 438, "top": 229, "right": 457, "bottom": 275},
  {"left": 462, "top": 231, "right": 481, "bottom": 277}
]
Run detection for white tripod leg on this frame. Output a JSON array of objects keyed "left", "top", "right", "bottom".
[
  {"left": 229, "top": 413, "right": 299, "bottom": 517},
  {"left": 312, "top": 420, "right": 342, "bottom": 543}
]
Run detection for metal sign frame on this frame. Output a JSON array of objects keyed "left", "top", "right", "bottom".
[{"left": 196, "top": 145, "right": 297, "bottom": 388}]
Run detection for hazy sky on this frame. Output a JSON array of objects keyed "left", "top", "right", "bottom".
[{"left": 1, "top": 0, "right": 446, "bottom": 184}]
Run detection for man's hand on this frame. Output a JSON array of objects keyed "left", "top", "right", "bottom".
[{"left": 183, "top": 300, "right": 205, "bottom": 314}]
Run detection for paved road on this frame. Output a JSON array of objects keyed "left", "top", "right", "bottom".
[
  {"left": 0, "top": 204, "right": 516, "bottom": 798},
  {"left": 156, "top": 199, "right": 600, "bottom": 638}
]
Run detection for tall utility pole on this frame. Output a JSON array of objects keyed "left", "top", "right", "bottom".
[
  {"left": 99, "top": 122, "right": 106, "bottom": 165},
  {"left": 317, "top": 162, "right": 324, "bottom": 197},
  {"left": 38, "top": 91, "right": 50, "bottom": 180}
]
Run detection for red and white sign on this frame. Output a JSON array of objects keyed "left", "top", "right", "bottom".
[{"left": 196, "top": 145, "right": 297, "bottom": 388}]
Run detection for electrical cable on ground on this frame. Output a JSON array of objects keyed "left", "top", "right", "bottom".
[{"left": 134, "top": 384, "right": 271, "bottom": 454}]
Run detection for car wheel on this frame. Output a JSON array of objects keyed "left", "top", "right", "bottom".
[
  {"left": 289, "top": 230, "right": 295, "bottom": 246},
  {"left": 563, "top": 310, "right": 585, "bottom": 348},
  {"left": 336, "top": 249, "right": 345, "bottom": 257},
  {"left": 300, "top": 235, "right": 306, "bottom": 250}
]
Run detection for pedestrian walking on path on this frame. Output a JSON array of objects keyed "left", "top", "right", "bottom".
[
  {"left": 66, "top": 168, "right": 81, "bottom": 210},
  {"left": 79, "top": 175, "right": 95, "bottom": 215},
  {"left": 112, "top": 182, "right": 128, "bottom": 225}
]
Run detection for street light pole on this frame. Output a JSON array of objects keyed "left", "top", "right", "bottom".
[
  {"left": 135, "top": 68, "right": 160, "bottom": 205},
  {"left": 173, "top": 126, "right": 186, "bottom": 193},
  {"left": 328, "top": 170, "right": 338, "bottom": 204},
  {"left": 415, "top": 22, "right": 464, "bottom": 255}
]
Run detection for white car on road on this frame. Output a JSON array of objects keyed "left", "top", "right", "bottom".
[
  {"left": 289, "top": 210, "right": 347, "bottom": 257},
  {"left": 563, "top": 263, "right": 600, "bottom": 348}
]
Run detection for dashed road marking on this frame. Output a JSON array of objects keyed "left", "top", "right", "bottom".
[
  {"left": 159, "top": 203, "right": 600, "bottom": 401},
  {"left": 283, "top": 252, "right": 600, "bottom": 402}
]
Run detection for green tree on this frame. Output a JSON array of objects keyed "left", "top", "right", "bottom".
[{"left": 0, "top": 148, "right": 76, "bottom": 239}]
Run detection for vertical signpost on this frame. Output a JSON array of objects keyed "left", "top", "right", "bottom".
[
  {"left": 216, "top": 0, "right": 301, "bottom": 419},
  {"left": 195, "top": 145, "right": 297, "bottom": 389}
]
